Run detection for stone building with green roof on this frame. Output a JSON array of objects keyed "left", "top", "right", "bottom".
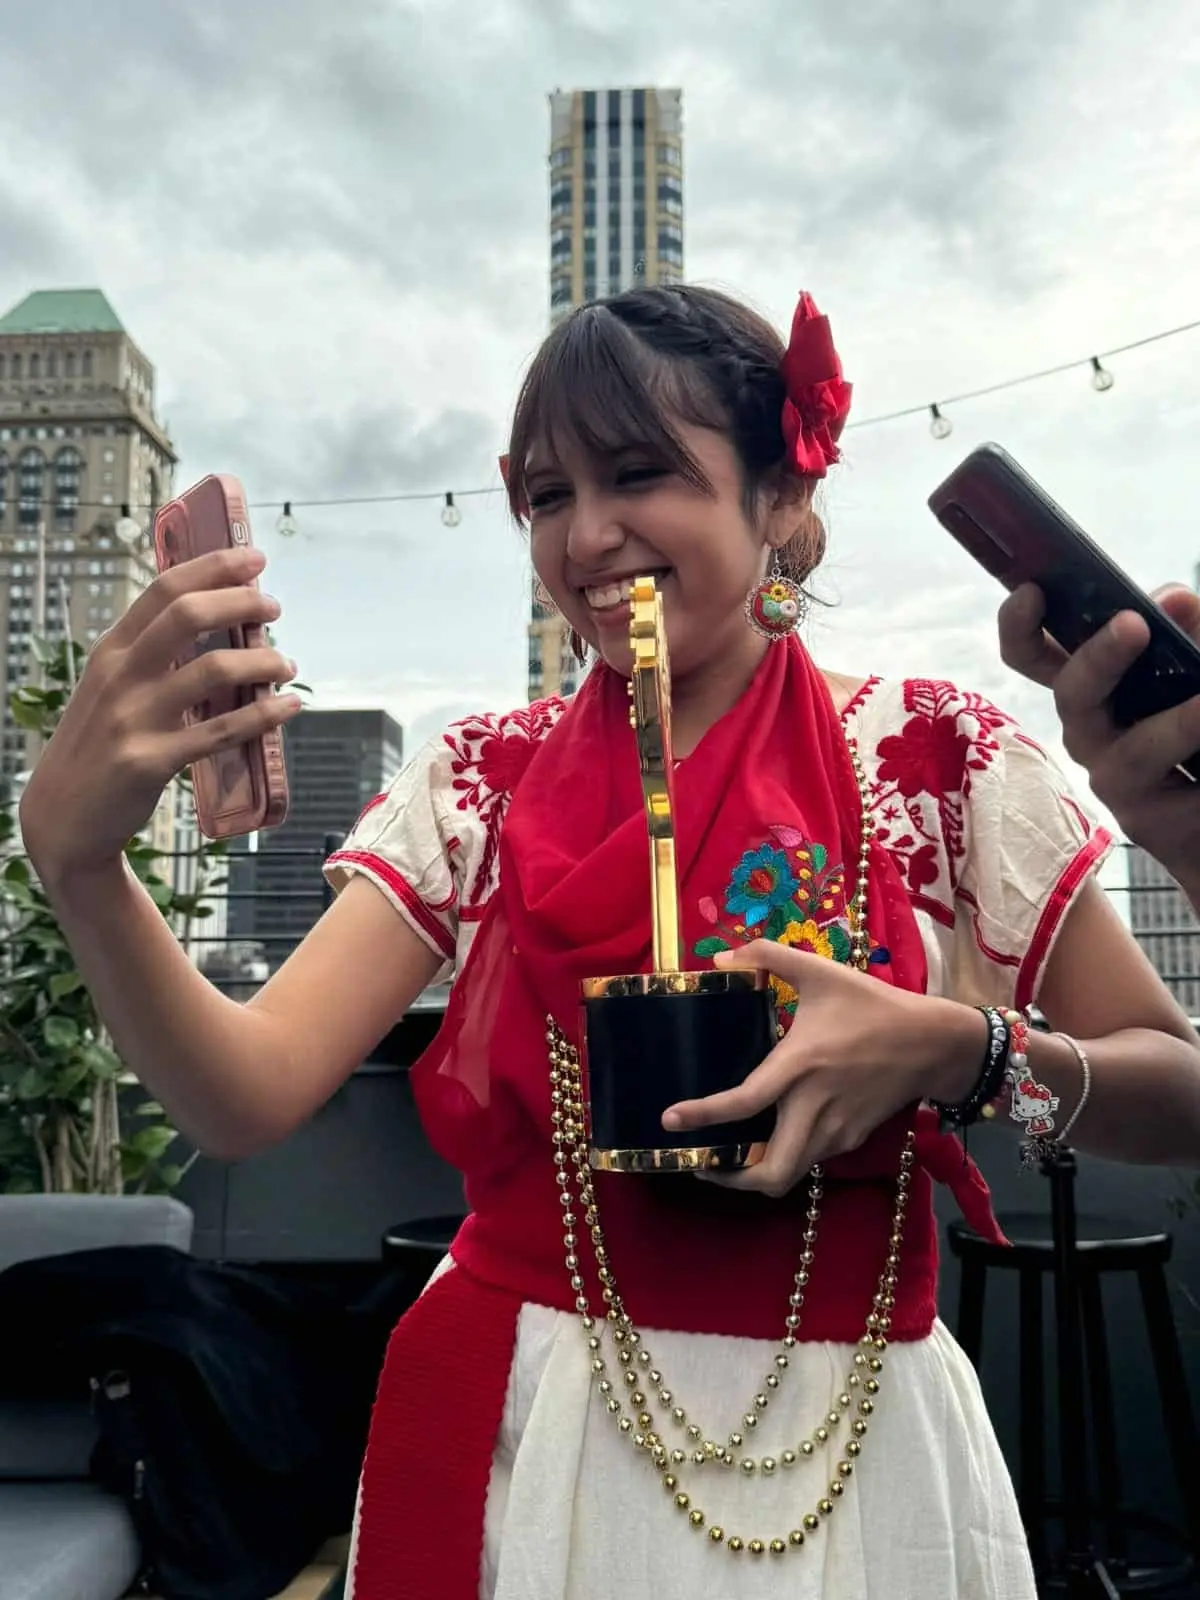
[
  {"left": 0, "top": 288, "right": 177, "bottom": 800},
  {"left": 0, "top": 288, "right": 127, "bottom": 338}
]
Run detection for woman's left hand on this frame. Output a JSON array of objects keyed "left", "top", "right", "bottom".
[{"left": 661, "top": 942, "right": 984, "bottom": 1196}]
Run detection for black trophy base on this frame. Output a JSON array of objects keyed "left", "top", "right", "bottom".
[{"left": 581, "top": 969, "right": 777, "bottom": 1174}]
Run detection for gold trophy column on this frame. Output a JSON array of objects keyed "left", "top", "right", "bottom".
[{"left": 581, "top": 575, "right": 776, "bottom": 1174}]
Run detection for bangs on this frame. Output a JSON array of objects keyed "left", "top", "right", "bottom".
[{"left": 505, "top": 302, "right": 725, "bottom": 517}]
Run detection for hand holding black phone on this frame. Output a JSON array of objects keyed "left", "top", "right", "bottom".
[{"left": 927, "top": 443, "right": 1200, "bottom": 780}]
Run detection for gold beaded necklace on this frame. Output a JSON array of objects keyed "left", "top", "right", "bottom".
[{"left": 545, "top": 737, "right": 917, "bottom": 1562}]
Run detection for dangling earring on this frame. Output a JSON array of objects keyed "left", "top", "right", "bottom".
[
  {"left": 569, "top": 629, "right": 589, "bottom": 666},
  {"left": 745, "top": 551, "right": 807, "bottom": 641}
]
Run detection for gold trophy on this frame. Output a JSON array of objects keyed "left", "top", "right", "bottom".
[{"left": 581, "top": 576, "right": 776, "bottom": 1173}]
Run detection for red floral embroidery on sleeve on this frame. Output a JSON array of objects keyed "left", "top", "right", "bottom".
[
  {"left": 875, "top": 713, "right": 971, "bottom": 800},
  {"left": 444, "top": 697, "right": 565, "bottom": 906},
  {"left": 858, "top": 680, "right": 1012, "bottom": 924},
  {"left": 850, "top": 678, "right": 1105, "bottom": 982}
]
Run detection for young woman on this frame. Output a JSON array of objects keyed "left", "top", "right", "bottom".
[{"left": 21, "top": 286, "right": 1200, "bottom": 1600}]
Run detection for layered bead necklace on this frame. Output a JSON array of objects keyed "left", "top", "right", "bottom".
[{"left": 545, "top": 739, "right": 917, "bottom": 1560}]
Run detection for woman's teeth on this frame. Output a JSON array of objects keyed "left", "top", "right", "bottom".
[
  {"left": 584, "top": 574, "right": 669, "bottom": 611},
  {"left": 585, "top": 578, "right": 638, "bottom": 611}
]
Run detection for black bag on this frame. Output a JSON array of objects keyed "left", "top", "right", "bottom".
[
  {"left": 90, "top": 1354, "right": 330, "bottom": 1599},
  {"left": 0, "top": 1245, "right": 409, "bottom": 1600}
]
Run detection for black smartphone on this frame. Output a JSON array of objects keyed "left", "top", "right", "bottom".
[{"left": 928, "top": 442, "right": 1200, "bottom": 780}]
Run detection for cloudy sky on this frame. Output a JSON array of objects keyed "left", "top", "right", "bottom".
[{"left": 2, "top": 0, "right": 1198, "bottom": 845}]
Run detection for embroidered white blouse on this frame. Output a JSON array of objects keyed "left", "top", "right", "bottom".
[{"left": 326, "top": 675, "right": 1110, "bottom": 1015}]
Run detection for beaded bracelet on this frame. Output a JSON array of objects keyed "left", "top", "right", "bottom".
[
  {"left": 929, "top": 1006, "right": 1012, "bottom": 1133},
  {"left": 1049, "top": 1033, "right": 1093, "bottom": 1145}
]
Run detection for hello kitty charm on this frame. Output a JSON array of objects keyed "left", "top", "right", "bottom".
[{"left": 1007, "top": 1066, "right": 1061, "bottom": 1168}]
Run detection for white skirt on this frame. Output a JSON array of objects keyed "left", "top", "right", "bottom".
[{"left": 348, "top": 1259, "right": 1036, "bottom": 1600}]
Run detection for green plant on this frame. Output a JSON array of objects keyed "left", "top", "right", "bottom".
[{"left": 0, "top": 636, "right": 228, "bottom": 1195}]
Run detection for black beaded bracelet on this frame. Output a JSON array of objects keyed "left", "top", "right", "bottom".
[{"left": 929, "top": 1006, "right": 1011, "bottom": 1132}]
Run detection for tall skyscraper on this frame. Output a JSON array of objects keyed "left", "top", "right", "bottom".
[
  {"left": 226, "top": 708, "right": 404, "bottom": 967},
  {"left": 529, "top": 87, "right": 685, "bottom": 701},
  {"left": 1127, "top": 845, "right": 1200, "bottom": 1018},
  {"left": 548, "top": 86, "right": 685, "bottom": 321},
  {"left": 0, "top": 288, "right": 177, "bottom": 850}
]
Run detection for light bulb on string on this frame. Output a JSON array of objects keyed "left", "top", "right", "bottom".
[
  {"left": 276, "top": 502, "right": 299, "bottom": 538},
  {"left": 1090, "top": 356, "right": 1115, "bottom": 393},
  {"left": 929, "top": 404, "right": 953, "bottom": 441},
  {"left": 114, "top": 503, "right": 142, "bottom": 549},
  {"left": 441, "top": 492, "right": 462, "bottom": 528}
]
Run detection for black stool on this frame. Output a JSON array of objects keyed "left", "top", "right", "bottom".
[{"left": 949, "top": 1205, "right": 1199, "bottom": 1594}]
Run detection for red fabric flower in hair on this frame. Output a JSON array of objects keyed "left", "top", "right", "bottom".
[{"left": 779, "top": 291, "right": 853, "bottom": 479}]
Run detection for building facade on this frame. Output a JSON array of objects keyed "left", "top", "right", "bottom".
[
  {"left": 547, "top": 86, "right": 684, "bottom": 322},
  {"left": 1127, "top": 844, "right": 1200, "bottom": 1018},
  {"left": 226, "top": 708, "right": 404, "bottom": 967},
  {"left": 0, "top": 288, "right": 178, "bottom": 852},
  {"left": 529, "top": 87, "right": 685, "bottom": 701}
]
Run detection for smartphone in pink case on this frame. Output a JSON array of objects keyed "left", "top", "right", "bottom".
[{"left": 153, "top": 475, "right": 290, "bottom": 838}]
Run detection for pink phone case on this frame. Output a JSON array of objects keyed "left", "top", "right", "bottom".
[{"left": 153, "top": 475, "right": 290, "bottom": 839}]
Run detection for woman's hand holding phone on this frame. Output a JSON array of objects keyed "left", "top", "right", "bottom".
[
  {"left": 999, "top": 580, "right": 1200, "bottom": 900},
  {"left": 19, "top": 545, "right": 302, "bottom": 884}
]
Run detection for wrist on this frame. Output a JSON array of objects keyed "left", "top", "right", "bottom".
[
  {"left": 34, "top": 850, "right": 130, "bottom": 907},
  {"left": 918, "top": 999, "right": 990, "bottom": 1104}
]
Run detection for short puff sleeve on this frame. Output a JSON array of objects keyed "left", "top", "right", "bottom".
[
  {"left": 323, "top": 734, "right": 460, "bottom": 980},
  {"left": 950, "top": 704, "right": 1114, "bottom": 1012},
  {"left": 853, "top": 679, "right": 1114, "bottom": 1014}
]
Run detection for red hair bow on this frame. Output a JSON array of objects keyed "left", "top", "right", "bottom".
[{"left": 780, "top": 291, "right": 852, "bottom": 480}]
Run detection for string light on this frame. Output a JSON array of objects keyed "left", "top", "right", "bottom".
[
  {"left": 14, "top": 313, "right": 1195, "bottom": 524},
  {"left": 1090, "top": 356, "right": 1115, "bottom": 392},
  {"left": 440, "top": 491, "right": 462, "bottom": 528},
  {"left": 847, "top": 313, "right": 1200, "bottom": 434},
  {"left": 114, "top": 503, "right": 142, "bottom": 548}
]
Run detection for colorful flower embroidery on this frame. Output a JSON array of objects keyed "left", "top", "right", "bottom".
[
  {"left": 723, "top": 843, "right": 799, "bottom": 927},
  {"left": 769, "top": 918, "right": 838, "bottom": 1009},
  {"left": 694, "top": 827, "right": 888, "bottom": 1028}
]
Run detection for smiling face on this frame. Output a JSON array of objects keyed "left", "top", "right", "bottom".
[
  {"left": 526, "top": 423, "right": 779, "bottom": 682},
  {"left": 507, "top": 288, "right": 820, "bottom": 692}
]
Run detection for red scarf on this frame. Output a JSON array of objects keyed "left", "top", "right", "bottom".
[{"left": 351, "top": 638, "right": 1002, "bottom": 1600}]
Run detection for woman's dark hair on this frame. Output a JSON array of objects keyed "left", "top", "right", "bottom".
[{"left": 506, "top": 284, "right": 827, "bottom": 583}]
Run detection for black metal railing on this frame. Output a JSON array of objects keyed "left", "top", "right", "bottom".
[
  {"left": 1104, "top": 854, "right": 1200, "bottom": 1004},
  {"left": 160, "top": 832, "right": 451, "bottom": 1048},
  {"left": 159, "top": 838, "right": 1200, "bottom": 1016},
  {"left": 162, "top": 833, "right": 353, "bottom": 997}
]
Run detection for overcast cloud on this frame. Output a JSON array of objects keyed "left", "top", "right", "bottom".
[{"left": 2, "top": 0, "right": 1198, "bottom": 800}]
